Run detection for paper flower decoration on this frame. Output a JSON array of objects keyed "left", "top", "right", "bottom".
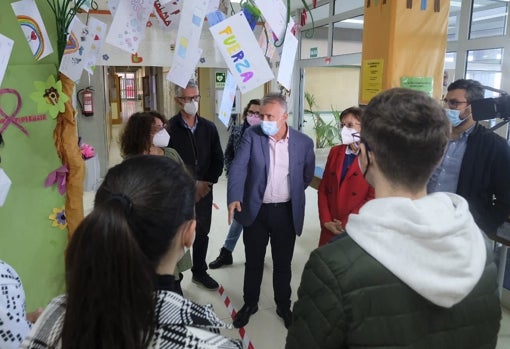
[
  {"left": 45, "top": 165, "right": 68, "bottom": 195},
  {"left": 49, "top": 206, "right": 67, "bottom": 230},
  {"left": 80, "top": 143, "right": 95, "bottom": 160},
  {"left": 30, "top": 75, "right": 69, "bottom": 119}
]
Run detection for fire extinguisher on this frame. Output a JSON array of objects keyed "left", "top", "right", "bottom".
[{"left": 77, "top": 87, "right": 94, "bottom": 116}]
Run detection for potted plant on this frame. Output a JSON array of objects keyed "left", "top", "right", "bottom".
[{"left": 304, "top": 92, "right": 341, "bottom": 148}]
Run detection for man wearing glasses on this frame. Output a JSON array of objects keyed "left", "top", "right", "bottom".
[
  {"left": 166, "top": 79, "right": 224, "bottom": 290},
  {"left": 428, "top": 78, "right": 510, "bottom": 238}
]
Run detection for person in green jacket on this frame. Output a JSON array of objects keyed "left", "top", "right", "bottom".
[
  {"left": 286, "top": 88, "right": 501, "bottom": 349},
  {"left": 120, "top": 111, "right": 190, "bottom": 295}
]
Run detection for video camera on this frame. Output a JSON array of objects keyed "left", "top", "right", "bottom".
[{"left": 470, "top": 85, "right": 510, "bottom": 121}]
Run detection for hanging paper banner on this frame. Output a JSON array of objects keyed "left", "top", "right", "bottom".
[
  {"left": 60, "top": 17, "right": 95, "bottom": 81},
  {"left": 154, "top": 0, "right": 182, "bottom": 30},
  {"left": 258, "top": 22, "right": 278, "bottom": 62},
  {"left": 253, "top": 0, "right": 288, "bottom": 40},
  {"left": 206, "top": 0, "right": 220, "bottom": 14},
  {"left": 108, "top": 0, "right": 120, "bottom": 16},
  {"left": 79, "top": 0, "right": 94, "bottom": 12},
  {"left": 0, "top": 34, "right": 14, "bottom": 86},
  {"left": 11, "top": 0, "right": 54, "bottom": 61},
  {"left": 218, "top": 71, "right": 237, "bottom": 128},
  {"left": 167, "top": 0, "right": 209, "bottom": 87},
  {"left": 105, "top": 0, "right": 153, "bottom": 54},
  {"left": 277, "top": 23, "right": 298, "bottom": 90},
  {"left": 167, "top": 47, "right": 203, "bottom": 89},
  {"left": 210, "top": 12, "right": 274, "bottom": 94},
  {"left": 84, "top": 18, "right": 108, "bottom": 74}
]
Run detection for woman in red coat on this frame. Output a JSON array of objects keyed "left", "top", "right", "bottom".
[{"left": 318, "top": 107, "right": 374, "bottom": 246}]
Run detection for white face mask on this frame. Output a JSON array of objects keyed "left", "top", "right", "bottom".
[
  {"left": 153, "top": 129, "right": 170, "bottom": 148},
  {"left": 183, "top": 101, "right": 198, "bottom": 115},
  {"left": 341, "top": 127, "right": 359, "bottom": 145},
  {"left": 0, "top": 168, "right": 12, "bottom": 207}
]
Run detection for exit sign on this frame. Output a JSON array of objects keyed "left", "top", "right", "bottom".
[
  {"left": 310, "top": 47, "right": 318, "bottom": 58},
  {"left": 215, "top": 72, "right": 226, "bottom": 88}
]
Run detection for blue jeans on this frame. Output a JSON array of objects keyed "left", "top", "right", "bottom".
[{"left": 224, "top": 218, "right": 243, "bottom": 252}]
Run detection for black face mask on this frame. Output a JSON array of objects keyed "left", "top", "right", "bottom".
[{"left": 358, "top": 139, "right": 371, "bottom": 178}]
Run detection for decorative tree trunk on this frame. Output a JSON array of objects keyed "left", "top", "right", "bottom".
[{"left": 54, "top": 73, "right": 84, "bottom": 238}]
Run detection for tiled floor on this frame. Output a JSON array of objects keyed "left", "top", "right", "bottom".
[{"left": 84, "top": 105, "right": 510, "bottom": 348}]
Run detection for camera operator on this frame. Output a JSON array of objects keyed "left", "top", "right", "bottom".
[{"left": 428, "top": 78, "right": 510, "bottom": 238}]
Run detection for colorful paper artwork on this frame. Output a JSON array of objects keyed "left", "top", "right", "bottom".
[
  {"left": 49, "top": 206, "right": 67, "bottom": 230},
  {"left": 11, "top": 0, "right": 53, "bottom": 61},
  {"left": 84, "top": 17, "right": 108, "bottom": 74},
  {"left": 108, "top": 0, "right": 120, "bottom": 16},
  {"left": 131, "top": 53, "right": 144, "bottom": 63},
  {"left": 60, "top": 17, "right": 96, "bottom": 81},
  {"left": 105, "top": 0, "right": 154, "bottom": 54},
  {"left": 277, "top": 23, "right": 298, "bottom": 91},
  {"left": 258, "top": 22, "right": 278, "bottom": 62},
  {"left": 30, "top": 75, "right": 69, "bottom": 119},
  {"left": 253, "top": 0, "right": 288, "bottom": 41},
  {"left": 167, "top": 0, "right": 209, "bottom": 88},
  {"left": 218, "top": 71, "right": 237, "bottom": 128},
  {"left": 0, "top": 34, "right": 14, "bottom": 86},
  {"left": 154, "top": 0, "right": 182, "bottom": 30},
  {"left": 210, "top": 12, "right": 274, "bottom": 94},
  {"left": 78, "top": 0, "right": 94, "bottom": 12}
]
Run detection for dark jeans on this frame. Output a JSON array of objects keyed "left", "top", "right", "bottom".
[
  {"left": 243, "top": 202, "right": 296, "bottom": 310},
  {"left": 191, "top": 191, "right": 213, "bottom": 275}
]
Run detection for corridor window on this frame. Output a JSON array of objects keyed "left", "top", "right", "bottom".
[
  {"left": 470, "top": 0, "right": 508, "bottom": 39},
  {"left": 334, "top": 0, "right": 363, "bottom": 14},
  {"left": 466, "top": 48, "right": 503, "bottom": 98},
  {"left": 332, "top": 16, "right": 363, "bottom": 56},
  {"left": 301, "top": 24, "right": 329, "bottom": 59}
]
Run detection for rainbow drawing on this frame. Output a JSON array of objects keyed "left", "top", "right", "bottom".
[
  {"left": 16, "top": 15, "right": 44, "bottom": 60},
  {"left": 65, "top": 32, "right": 79, "bottom": 54}
]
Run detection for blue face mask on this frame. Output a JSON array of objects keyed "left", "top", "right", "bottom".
[
  {"left": 261, "top": 120, "right": 279, "bottom": 136},
  {"left": 444, "top": 108, "right": 466, "bottom": 127}
]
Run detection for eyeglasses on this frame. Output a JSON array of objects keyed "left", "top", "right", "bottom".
[
  {"left": 178, "top": 95, "right": 200, "bottom": 102},
  {"left": 247, "top": 110, "right": 260, "bottom": 116},
  {"left": 442, "top": 99, "right": 468, "bottom": 109}
]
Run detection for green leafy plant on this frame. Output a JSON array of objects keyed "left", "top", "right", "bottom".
[{"left": 304, "top": 92, "right": 341, "bottom": 148}]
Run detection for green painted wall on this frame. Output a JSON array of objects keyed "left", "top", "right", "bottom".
[{"left": 0, "top": 1, "right": 67, "bottom": 310}]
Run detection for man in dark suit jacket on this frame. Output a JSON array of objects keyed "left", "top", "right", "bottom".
[
  {"left": 227, "top": 93, "right": 315, "bottom": 329},
  {"left": 167, "top": 79, "right": 224, "bottom": 291}
]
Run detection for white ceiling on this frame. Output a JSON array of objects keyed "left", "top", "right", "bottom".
[{"left": 92, "top": 0, "right": 313, "bottom": 12}]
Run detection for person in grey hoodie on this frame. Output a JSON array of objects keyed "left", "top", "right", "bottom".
[{"left": 286, "top": 88, "right": 501, "bottom": 349}]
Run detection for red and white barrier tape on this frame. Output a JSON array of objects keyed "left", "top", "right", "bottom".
[{"left": 218, "top": 285, "right": 255, "bottom": 349}]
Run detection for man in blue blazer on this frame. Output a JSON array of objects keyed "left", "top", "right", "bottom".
[{"left": 227, "top": 93, "right": 315, "bottom": 329}]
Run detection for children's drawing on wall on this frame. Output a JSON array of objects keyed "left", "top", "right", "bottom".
[{"left": 11, "top": 0, "right": 54, "bottom": 61}]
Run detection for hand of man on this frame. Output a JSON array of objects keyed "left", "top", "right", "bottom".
[
  {"left": 324, "top": 219, "right": 345, "bottom": 235},
  {"left": 195, "top": 180, "right": 212, "bottom": 202},
  {"left": 228, "top": 201, "right": 242, "bottom": 225}
]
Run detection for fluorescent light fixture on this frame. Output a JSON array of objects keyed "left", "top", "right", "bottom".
[{"left": 343, "top": 18, "right": 364, "bottom": 24}]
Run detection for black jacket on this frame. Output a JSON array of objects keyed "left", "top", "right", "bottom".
[
  {"left": 167, "top": 113, "right": 223, "bottom": 183},
  {"left": 457, "top": 123, "right": 510, "bottom": 235}
]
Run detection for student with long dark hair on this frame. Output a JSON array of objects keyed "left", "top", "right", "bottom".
[{"left": 21, "top": 156, "right": 242, "bottom": 349}]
